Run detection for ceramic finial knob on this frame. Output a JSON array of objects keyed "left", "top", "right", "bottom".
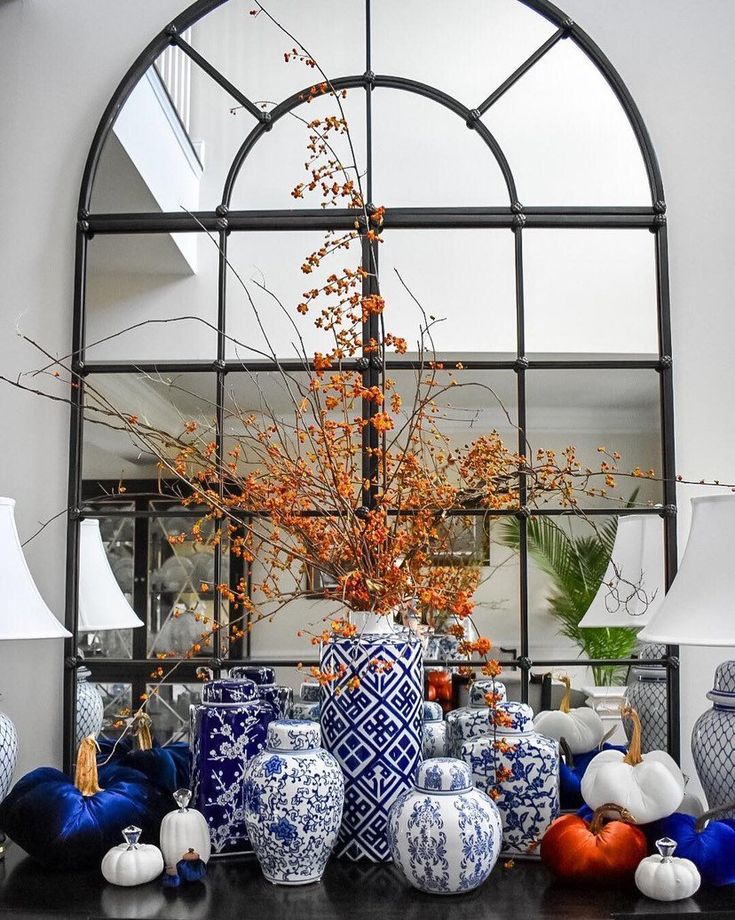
[
  {"left": 122, "top": 826, "right": 142, "bottom": 849},
  {"left": 656, "top": 837, "right": 677, "bottom": 861},
  {"left": 173, "top": 788, "right": 192, "bottom": 811}
]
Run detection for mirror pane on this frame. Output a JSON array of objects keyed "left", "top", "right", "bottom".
[
  {"left": 524, "top": 230, "right": 658, "bottom": 357},
  {"left": 97, "top": 682, "right": 133, "bottom": 741},
  {"left": 525, "top": 369, "right": 663, "bottom": 508},
  {"left": 146, "top": 682, "right": 203, "bottom": 744},
  {"left": 379, "top": 230, "right": 517, "bottom": 357},
  {"left": 484, "top": 40, "right": 651, "bottom": 205}
]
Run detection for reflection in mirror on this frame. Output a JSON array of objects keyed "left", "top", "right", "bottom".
[
  {"left": 97, "top": 683, "right": 132, "bottom": 741},
  {"left": 485, "top": 38, "right": 651, "bottom": 204},
  {"left": 145, "top": 682, "right": 202, "bottom": 744},
  {"left": 524, "top": 230, "right": 658, "bottom": 357},
  {"left": 525, "top": 369, "right": 663, "bottom": 508},
  {"left": 378, "top": 230, "right": 516, "bottom": 358}
]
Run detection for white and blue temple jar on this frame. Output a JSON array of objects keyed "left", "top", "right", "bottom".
[
  {"left": 190, "top": 677, "right": 276, "bottom": 855},
  {"left": 320, "top": 612, "right": 423, "bottom": 862},
  {"left": 243, "top": 719, "right": 344, "bottom": 885},
  {"left": 446, "top": 678, "right": 507, "bottom": 757},
  {"left": 291, "top": 682, "right": 321, "bottom": 722},
  {"left": 75, "top": 666, "right": 104, "bottom": 748},
  {"left": 388, "top": 757, "right": 502, "bottom": 895},
  {"left": 230, "top": 665, "right": 294, "bottom": 719},
  {"left": 692, "top": 660, "right": 735, "bottom": 816},
  {"left": 461, "top": 701, "right": 559, "bottom": 856},
  {"left": 422, "top": 701, "right": 448, "bottom": 758}
]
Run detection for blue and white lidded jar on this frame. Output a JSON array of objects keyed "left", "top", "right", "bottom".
[
  {"left": 320, "top": 611, "right": 423, "bottom": 862},
  {"left": 446, "top": 678, "right": 507, "bottom": 757},
  {"left": 388, "top": 757, "right": 502, "bottom": 895},
  {"left": 423, "top": 701, "right": 448, "bottom": 758},
  {"left": 190, "top": 678, "right": 277, "bottom": 856},
  {"left": 230, "top": 665, "right": 294, "bottom": 719},
  {"left": 625, "top": 643, "right": 668, "bottom": 754},
  {"left": 461, "top": 701, "right": 559, "bottom": 857},
  {"left": 0, "top": 711, "right": 17, "bottom": 803},
  {"left": 75, "top": 666, "right": 105, "bottom": 748},
  {"left": 291, "top": 682, "right": 320, "bottom": 722},
  {"left": 692, "top": 660, "right": 735, "bottom": 817},
  {"left": 243, "top": 719, "right": 344, "bottom": 885}
]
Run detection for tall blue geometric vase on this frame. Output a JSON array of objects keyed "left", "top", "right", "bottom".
[{"left": 320, "top": 612, "right": 423, "bottom": 862}]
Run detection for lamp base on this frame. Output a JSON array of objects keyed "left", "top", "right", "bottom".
[{"left": 691, "top": 659, "right": 735, "bottom": 816}]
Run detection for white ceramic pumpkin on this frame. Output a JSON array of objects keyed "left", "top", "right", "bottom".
[
  {"left": 160, "top": 788, "right": 211, "bottom": 867},
  {"left": 635, "top": 837, "right": 701, "bottom": 901},
  {"left": 534, "top": 676, "right": 605, "bottom": 755},
  {"left": 581, "top": 707, "right": 684, "bottom": 824},
  {"left": 101, "top": 826, "right": 164, "bottom": 887}
]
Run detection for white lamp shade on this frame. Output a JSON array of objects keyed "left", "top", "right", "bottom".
[
  {"left": 639, "top": 495, "right": 735, "bottom": 646},
  {"left": 78, "top": 519, "right": 145, "bottom": 631},
  {"left": 579, "top": 515, "right": 664, "bottom": 628},
  {"left": 0, "top": 497, "right": 70, "bottom": 639}
]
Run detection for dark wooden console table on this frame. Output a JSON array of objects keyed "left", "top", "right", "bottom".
[{"left": 0, "top": 846, "right": 733, "bottom": 920}]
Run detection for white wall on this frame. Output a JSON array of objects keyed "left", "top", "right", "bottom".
[{"left": 1, "top": 0, "right": 734, "bottom": 788}]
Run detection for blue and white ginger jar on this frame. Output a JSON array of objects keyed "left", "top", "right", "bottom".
[
  {"left": 446, "top": 678, "right": 507, "bottom": 757},
  {"left": 230, "top": 665, "right": 294, "bottom": 719},
  {"left": 75, "top": 666, "right": 104, "bottom": 748},
  {"left": 461, "top": 700, "right": 559, "bottom": 857},
  {"left": 388, "top": 757, "right": 502, "bottom": 894},
  {"left": 692, "top": 660, "right": 735, "bottom": 817},
  {"left": 243, "top": 719, "right": 344, "bottom": 885},
  {"left": 423, "top": 701, "right": 448, "bottom": 758},
  {"left": 190, "top": 677, "right": 276, "bottom": 856},
  {"left": 0, "top": 712, "right": 17, "bottom": 802}
]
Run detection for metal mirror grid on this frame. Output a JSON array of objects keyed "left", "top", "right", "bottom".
[{"left": 66, "top": 0, "right": 678, "bottom": 770}]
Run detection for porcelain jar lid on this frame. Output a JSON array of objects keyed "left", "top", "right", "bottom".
[
  {"left": 267, "top": 719, "right": 321, "bottom": 751},
  {"left": 423, "top": 701, "right": 444, "bottom": 722},
  {"left": 495, "top": 701, "right": 534, "bottom": 734},
  {"left": 416, "top": 758, "right": 472, "bottom": 793},
  {"left": 707, "top": 659, "right": 735, "bottom": 707},
  {"left": 201, "top": 678, "right": 257, "bottom": 704},
  {"left": 470, "top": 678, "right": 508, "bottom": 708},
  {"left": 230, "top": 665, "right": 276, "bottom": 686}
]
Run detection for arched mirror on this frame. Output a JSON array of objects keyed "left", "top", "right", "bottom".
[{"left": 66, "top": 0, "right": 677, "bottom": 770}]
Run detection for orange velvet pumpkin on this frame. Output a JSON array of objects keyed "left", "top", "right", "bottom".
[{"left": 541, "top": 803, "right": 648, "bottom": 884}]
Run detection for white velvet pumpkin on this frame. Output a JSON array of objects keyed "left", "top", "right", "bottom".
[
  {"left": 635, "top": 838, "right": 701, "bottom": 901},
  {"left": 160, "top": 789, "right": 211, "bottom": 867},
  {"left": 101, "top": 826, "right": 164, "bottom": 887},
  {"left": 534, "top": 676, "right": 605, "bottom": 755},
  {"left": 581, "top": 707, "right": 684, "bottom": 824}
]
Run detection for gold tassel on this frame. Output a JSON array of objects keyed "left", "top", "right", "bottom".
[{"left": 74, "top": 736, "right": 102, "bottom": 797}]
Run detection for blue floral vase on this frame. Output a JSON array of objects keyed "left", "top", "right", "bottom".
[
  {"left": 422, "top": 701, "right": 448, "bottom": 758},
  {"left": 692, "top": 660, "right": 735, "bottom": 817},
  {"left": 446, "top": 678, "right": 507, "bottom": 757},
  {"left": 388, "top": 757, "right": 502, "bottom": 894},
  {"left": 243, "top": 719, "right": 344, "bottom": 885},
  {"left": 190, "top": 677, "right": 276, "bottom": 856},
  {"left": 320, "top": 611, "right": 423, "bottom": 862},
  {"left": 461, "top": 701, "right": 559, "bottom": 857},
  {"left": 230, "top": 666, "right": 294, "bottom": 719}
]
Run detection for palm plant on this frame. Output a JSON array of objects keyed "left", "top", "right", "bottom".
[{"left": 500, "top": 508, "right": 638, "bottom": 685}]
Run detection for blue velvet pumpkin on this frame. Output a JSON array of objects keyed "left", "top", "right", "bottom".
[
  {"left": 98, "top": 735, "right": 190, "bottom": 795},
  {"left": 559, "top": 743, "right": 627, "bottom": 810},
  {"left": 0, "top": 738, "right": 167, "bottom": 869},
  {"left": 647, "top": 806, "right": 735, "bottom": 886}
]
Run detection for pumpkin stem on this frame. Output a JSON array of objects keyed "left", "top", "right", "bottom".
[
  {"left": 621, "top": 705, "right": 643, "bottom": 766},
  {"left": 559, "top": 736, "right": 574, "bottom": 768},
  {"left": 695, "top": 801, "right": 735, "bottom": 833},
  {"left": 74, "top": 735, "right": 102, "bottom": 797},
  {"left": 589, "top": 803, "right": 636, "bottom": 835},
  {"left": 132, "top": 712, "right": 154, "bottom": 752},
  {"left": 559, "top": 675, "right": 572, "bottom": 714}
]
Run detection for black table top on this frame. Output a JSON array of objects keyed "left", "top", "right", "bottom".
[{"left": 0, "top": 845, "right": 733, "bottom": 920}]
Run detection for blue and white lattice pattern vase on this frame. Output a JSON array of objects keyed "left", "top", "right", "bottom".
[
  {"left": 625, "top": 643, "right": 668, "bottom": 754},
  {"left": 461, "top": 701, "right": 559, "bottom": 857},
  {"left": 692, "top": 660, "right": 735, "bottom": 817},
  {"left": 320, "top": 611, "right": 423, "bottom": 862},
  {"left": 388, "top": 757, "right": 502, "bottom": 894},
  {"left": 446, "top": 679, "right": 507, "bottom": 757},
  {"left": 190, "top": 677, "right": 276, "bottom": 856},
  {"left": 230, "top": 666, "right": 294, "bottom": 719},
  {"left": 423, "top": 701, "right": 448, "bottom": 758},
  {"left": 0, "top": 712, "right": 17, "bottom": 802},
  {"left": 243, "top": 719, "right": 344, "bottom": 885},
  {"left": 75, "top": 666, "right": 104, "bottom": 747}
]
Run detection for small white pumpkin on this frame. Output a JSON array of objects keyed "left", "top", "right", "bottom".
[
  {"left": 534, "top": 676, "right": 605, "bottom": 755},
  {"left": 581, "top": 706, "right": 684, "bottom": 824},
  {"left": 160, "top": 788, "right": 211, "bottom": 867},
  {"left": 101, "top": 826, "right": 164, "bottom": 887},
  {"left": 635, "top": 837, "right": 701, "bottom": 901}
]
